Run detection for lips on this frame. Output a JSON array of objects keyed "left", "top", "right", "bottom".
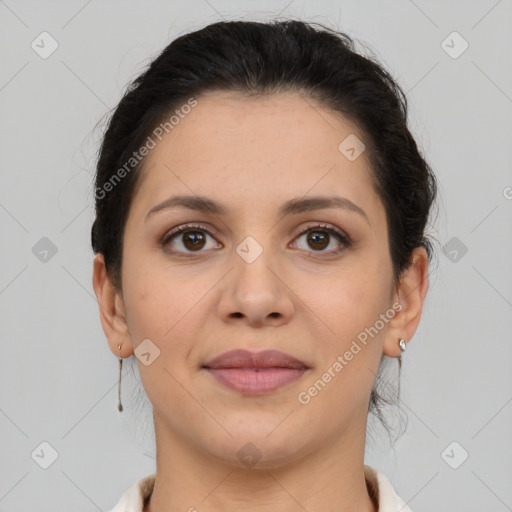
[
  {"left": 204, "top": 349, "right": 308, "bottom": 370},
  {"left": 203, "top": 349, "right": 309, "bottom": 395}
]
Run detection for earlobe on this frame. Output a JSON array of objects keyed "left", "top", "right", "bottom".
[
  {"left": 92, "top": 253, "right": 133, "bottom": 357},
  {"left": 383, "top": 246, "right": 430, "bottom": 358}
]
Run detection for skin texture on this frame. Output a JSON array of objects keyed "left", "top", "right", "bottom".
[{"left": 93, "top": 91, "right": 429, "bottom": 512}]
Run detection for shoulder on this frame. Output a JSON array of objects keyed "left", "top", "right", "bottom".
[
  {"left": 364, "top": 464, "right": 413, "bottom": 512},
  {"left": 107, "top": 473, "right": 156, "bottom": 512}
]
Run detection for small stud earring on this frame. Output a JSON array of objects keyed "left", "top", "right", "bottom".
[
  {"left": 397, "top": 338, "right": 406, "bottom": 400},
  {"left": 117, "top": 344, "right": 123, "bottom": 412}
]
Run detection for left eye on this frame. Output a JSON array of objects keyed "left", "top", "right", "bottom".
[{"left": 292, "top": 225, "right": 350, "bottom": 253}]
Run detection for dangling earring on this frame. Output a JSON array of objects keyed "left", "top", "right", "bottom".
[
  {"left": 397, "top": 338, "right": 406, "bottom": 400},
  {"left": 117, "top": 343, "right": 123, "bottom": 412}
]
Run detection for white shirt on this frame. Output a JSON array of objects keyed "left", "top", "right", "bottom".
[{"left": 107, "top": 465, "right": 412, "bottom": 512}]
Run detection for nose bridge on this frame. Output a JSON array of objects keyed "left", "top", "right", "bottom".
[
  {"left": 218, "top": 232, "right": 294, "bottom": 325},
  {"left": 233, "top": 233, "right": 280, "bottom": 300}
]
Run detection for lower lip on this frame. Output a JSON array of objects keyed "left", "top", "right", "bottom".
[{"left": 206, "top": 367, "right": 307, "bottom": 395}]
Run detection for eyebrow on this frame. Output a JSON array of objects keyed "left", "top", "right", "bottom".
[{"left": 145, "top": 194, "right": 370, "bottom": 225}]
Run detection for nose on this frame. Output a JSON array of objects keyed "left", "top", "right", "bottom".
[{"left": 216, "top": 243, "right": 295, "bottom": 329}]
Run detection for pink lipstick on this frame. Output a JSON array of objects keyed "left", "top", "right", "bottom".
[{"left": 203, "top": 349, "right": 309, "bottom": 395}]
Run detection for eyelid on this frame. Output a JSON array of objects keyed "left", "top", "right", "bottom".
[
  {"left": 292, "top": 222, "right": 350, "bottom": 241},
  {"left": 161, "top": 221, "right": 351, "bottom": 254},
  {"left": 290, "top": 222, "right": 351, "bottom": 252},
  {"left": 161, "top": 223, "right": 220, "bottom": 246}
]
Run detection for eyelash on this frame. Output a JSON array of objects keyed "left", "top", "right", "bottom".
[{"left": 160, "top": 222, "right": 351, "bottom": 257}]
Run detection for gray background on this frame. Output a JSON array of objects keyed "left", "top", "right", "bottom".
[{"left": 1, "top": 0, "right": 511, "bottom": 510}]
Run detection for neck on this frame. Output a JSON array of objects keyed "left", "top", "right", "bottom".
[{"left": 144, "top": 411, "right": 378, "bottom": 512}]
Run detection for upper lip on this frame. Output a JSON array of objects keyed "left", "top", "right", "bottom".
[{"left": 203, "top": 349, "right": 308, "bottom": 370}]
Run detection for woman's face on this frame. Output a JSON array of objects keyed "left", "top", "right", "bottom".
[{"left": 104, "top": 91, "right": 405, "bottom": 467}]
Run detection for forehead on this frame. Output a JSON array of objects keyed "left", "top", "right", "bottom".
[
  {"left": 162, "top": 90, "right": 367, "bottom": 163},
  {"left": 129, "top": 90, "right": 383, "bottom": 223}
]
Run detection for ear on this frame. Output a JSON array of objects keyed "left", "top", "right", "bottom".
[
  {"left": 92, "top": 253, "right": 134, "bottom": 357},
  {"left": 383, "top": 246, "right": 430, "bottom": 357}
]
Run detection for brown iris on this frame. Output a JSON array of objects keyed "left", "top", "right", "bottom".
[
  {"left": 182, "top": 231, "right": 206, "bottom": 251},
  {"left": 307, "top": 230, "right": 329, "bottom": 250}
]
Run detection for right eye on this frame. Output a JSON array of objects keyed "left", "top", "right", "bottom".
[{"left": 161, "top": 224, "right": 223, "bottom": 254}]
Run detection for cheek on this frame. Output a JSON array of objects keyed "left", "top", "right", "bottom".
[
  {"left": 121, "top": 260, "right": 195, "bottom": 350},
  {"left": 298, "top": 262, "right": 390, "bottom": 343},
  {"left": 297, "top": 270, "right": 389, "bottom": 403},
  {"left": 122, "top": 272, "right": 201, "bottom": 401}
]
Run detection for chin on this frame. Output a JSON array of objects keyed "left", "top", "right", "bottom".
[{"left": 202, "top": 423, "right": 310, "bottom": 470}]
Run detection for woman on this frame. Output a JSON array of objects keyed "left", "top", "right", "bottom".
[{"left": 91, "top": 18, "right": 437, "bottom": 512}]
